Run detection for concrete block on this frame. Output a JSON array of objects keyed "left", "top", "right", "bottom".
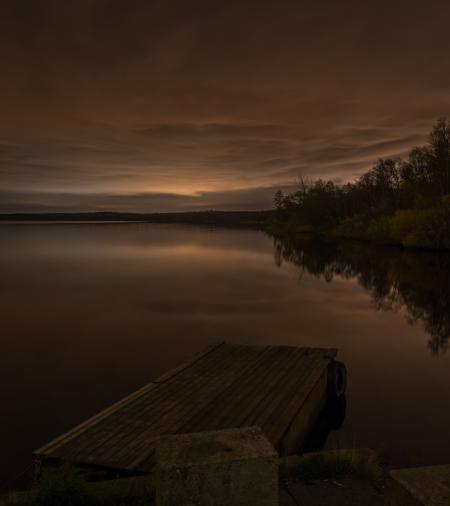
[
  {"left": 385, "top": 464, "right": 450, "bottom": 506},
  {"left": 155, "top": 426, "right": 279, "bottom": 506}
]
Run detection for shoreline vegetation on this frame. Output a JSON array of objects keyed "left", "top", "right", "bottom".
[{"left": 270, "top": 118, "right": 450, "bottom": 251}]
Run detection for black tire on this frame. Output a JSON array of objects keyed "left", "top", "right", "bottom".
[{"left": 327, "top": 360, "right": 347, "bottom": 399}]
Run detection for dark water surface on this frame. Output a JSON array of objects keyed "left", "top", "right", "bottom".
[{"left": 1, "top": 223, "right": 450, "bottom": 490}]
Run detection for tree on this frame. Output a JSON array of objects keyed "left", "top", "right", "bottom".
[
  {"left": 273, "top": 190, "right": 284, "bottom": 211},
  {"left": 271, "top": 117, "right": 450, "bottom": 241},
  {"left": 428, "top": 117, "right": 450, "bottom": 197}
]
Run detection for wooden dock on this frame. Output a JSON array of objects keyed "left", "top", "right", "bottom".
[{"left": 35, "top": 343, "right": 339, "bottom": 475}]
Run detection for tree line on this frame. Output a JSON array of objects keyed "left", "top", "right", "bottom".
[{"left": 273, "top": 118, "right": 450, "bottom": 249}]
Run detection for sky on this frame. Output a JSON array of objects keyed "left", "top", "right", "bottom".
[{"left": 1, "top": 0, "right": 450, "bottom": 213}]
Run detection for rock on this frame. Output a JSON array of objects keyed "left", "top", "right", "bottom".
[
  {"left": 386, "top": 464, "right": 450, "bottom": 505},
  {"left": 155, "top": 426, "right": 278, "bottom": 506}
]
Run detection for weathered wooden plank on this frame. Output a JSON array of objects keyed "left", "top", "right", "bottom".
[
  {"left": 175, "top": 346, "right": 284, "bottom": 433},
  {"left": 36, "top": 382, "right": 158, "bottom": 456},
  {"left": 279, "top": 370, "right": 329, "bottom": 454},
  {"left": 255, "top": 350, "right": 323, "bottom": 432},
  {"left": 121, "top": 346, "right": 281, "bottom": 471},
  {"left": 35, "top": 343, "right": 338, "bottom": 474},
  {"left": 64, "top": 344, "right": 265, "bottom": 467},
  {"left": 37, "top": 341, "right": 226, "bottom": 458},
  {"left": 111, "top": 345, "right": 281, "bottom": 469},
  {"left": 52, "top": 342, "right": 232, "bottom": 462},
  {"left": 265, "top": 352, "right": 335, "bottom": 446},
  {"left": 124, "top": 346, "right": 286, "bottom": 470},
  {"left": 153, "top": 341, "right": 226, "bottom": 384},
  {"left": 105, "top": 345, "right": 271, "bottom": 469},
  {"left": 246, "top": 349, "right": 323, "bottom": 440},
  {"left": 180, "top": 346, "right": 306, "bottom": 435}
]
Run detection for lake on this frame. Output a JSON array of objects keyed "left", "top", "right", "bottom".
[{"left": 1, "top": 223, "right": 450, "bottom": 491}]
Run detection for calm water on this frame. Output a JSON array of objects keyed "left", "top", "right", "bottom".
[{"left": 1, "top": 223, "right": 450, "bottom": 490}]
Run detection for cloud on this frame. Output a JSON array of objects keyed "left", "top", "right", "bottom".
[{"left": 1, "top": 0, "right": 450, "bottom": 211}]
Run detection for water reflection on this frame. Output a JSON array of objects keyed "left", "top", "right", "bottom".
[
  {"left": 2, "top": 223, "right": 450, "bottom": 491},
  {"left": 273, "top": 236, "right": 450, "bottom": 356}
]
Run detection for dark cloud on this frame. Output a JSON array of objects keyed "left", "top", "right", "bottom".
[{"left": 1, "top": 0, "right": 449, "bottom": 211}]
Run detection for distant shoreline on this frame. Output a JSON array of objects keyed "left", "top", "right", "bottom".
[{"left": 0, "top": 210, "right": 273, "bottom": 228}]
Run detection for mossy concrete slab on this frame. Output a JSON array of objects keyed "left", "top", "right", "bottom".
[
  {"left": 386, "top": 465, "right": 450, "bottom": 506},
  {"left": 155, "top": 426, "right": 278, "bottom": 506}
]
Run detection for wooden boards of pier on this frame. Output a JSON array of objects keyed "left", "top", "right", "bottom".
[{"left": 35, "top": 343, "right": 337, "bottom": 474}]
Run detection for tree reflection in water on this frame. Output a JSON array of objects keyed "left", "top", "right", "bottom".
[{"left": 273, "top": 236, "right": 450, "bottom": 356}]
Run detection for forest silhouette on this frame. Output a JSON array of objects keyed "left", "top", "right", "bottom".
[{"left": 273, "top": 119, "right": 450, "bottom": 250}]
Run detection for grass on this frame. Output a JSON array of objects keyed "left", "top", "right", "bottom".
[
  {"left": 2, "top": 465, "right": 152, "bottom": 506},
  {"left": 280, "top": 448, "right": 384, "bottom": 485},
  {"left": 332, "top": 198, "right": 450, "bottom": 251},
  {"left": 2, "top": 450, "right": 383, "bottom": 504}
]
